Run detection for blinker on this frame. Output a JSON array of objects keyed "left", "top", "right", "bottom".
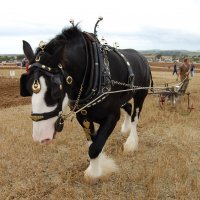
[{"left": 32, "top": 79, "right": 41, "bottom": 94}]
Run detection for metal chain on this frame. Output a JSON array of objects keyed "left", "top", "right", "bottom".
[
  {"left": 111, "top": 80, "right": 132, "bottom": 87},
  {"left": 71, "top": 84, "right": 83, "bottom": 112},
  {"left": 111, "top": 79, "right": 151, "bottom": 90},
  {"left": 62, "top": 85, "right": 84, "bottom": 121}
]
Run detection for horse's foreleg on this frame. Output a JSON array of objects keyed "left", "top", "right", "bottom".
[
  {"left": 84, "top": 114, "right": 119, "bottom": 183},
  {"left": 76, "top": 113, "right": 96, "bottom": 143}
]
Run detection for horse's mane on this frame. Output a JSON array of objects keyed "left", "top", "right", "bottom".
[
  {"left": 35, "top": 26, "right": 82, "bottom": 66},
  {"left": 41, "top": 25, "right": 82, "bottom": 51},
  {"left": 55, "top": 25, "right": 82, "bottom": 41}
]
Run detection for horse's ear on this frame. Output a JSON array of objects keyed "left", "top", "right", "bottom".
[{"left": 22, "top": 40, "right": 34, "bottom": 62}]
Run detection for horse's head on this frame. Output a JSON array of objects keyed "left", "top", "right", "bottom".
[
  {"left": 20, "top": 26, "right": 88, "bottom": 143},
  {"left": 20, "top": 39, "right": 69, "bottom": 143}
]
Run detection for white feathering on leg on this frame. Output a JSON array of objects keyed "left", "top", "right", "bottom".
[
  {"left": 99, "top": 153, "right": 119, "bottom": 176},
  {"left": 84, "top": 152, "right": 118, "bottom": 183},
  {"left": 123, "top": 107, "right": 139, "bottom": 153},
  {"left": 123, "top": 122, "right": 138, "bottom": 152}
]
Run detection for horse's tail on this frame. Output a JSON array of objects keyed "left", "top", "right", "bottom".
[{"left": 149, "top": 69, "right": 154, "bottom": 93}]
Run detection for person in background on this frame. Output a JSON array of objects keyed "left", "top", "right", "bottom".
[
  {"left": 179, "top": 58, "right": 190, "bottom": 81},
  {"left": 178, "top": 58, "right": 190, "bottom": 94},
  {"left": 173, "top": 61, "right": 178, "bottom": 76},
  {"left": 190, "top": 62, "right": 195, "bottom": 77}
]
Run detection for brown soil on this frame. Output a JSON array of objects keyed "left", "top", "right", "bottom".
[{"left": 0, "top": 77, "right": 30, "bottom": 108}]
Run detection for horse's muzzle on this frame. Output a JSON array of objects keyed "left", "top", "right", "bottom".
[{"left": 40, "top": 131, "right": 57, "bottom": 144}]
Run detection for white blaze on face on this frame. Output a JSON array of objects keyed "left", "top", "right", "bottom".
[
  {"left": 31, "top": 76, "right": 69, "bottom": 143},
  {"left": 32, "top": 76, "right": 57, "bottom": 142}
]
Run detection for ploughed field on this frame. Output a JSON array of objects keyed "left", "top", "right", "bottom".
[
  {"left": 0, "top": 68, "right": 200, "bottom": 199},
  {"left": 0, "top": 77, "right": 30, "bottom": 108}
]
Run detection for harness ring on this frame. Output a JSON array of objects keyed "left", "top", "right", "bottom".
[{"left": 81, "top": 110, "right": 87, "bottom": 115}]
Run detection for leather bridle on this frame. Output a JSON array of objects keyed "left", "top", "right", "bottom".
[{"left": 28, "top": 62, "right": 67, "bottom": 132}]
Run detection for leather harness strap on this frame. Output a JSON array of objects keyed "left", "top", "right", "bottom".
[
  {"left": 68, "top": 32, "right": 135, "bottom": 110},
  {"left": 83, "top": 32, "right": 98, "bottom": 42},
  {"left": 68, "top": 32, "right": 112, "bottom": 109},
  {"left": 113, "top": 49, "right": 135, "bottom": 89}
]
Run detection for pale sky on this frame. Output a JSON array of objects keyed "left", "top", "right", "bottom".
[{"left": 0, "top": 0, "right": 200, "bottom": 54}]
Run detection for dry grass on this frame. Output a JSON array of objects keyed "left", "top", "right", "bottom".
[{"left": 0, "top": 72, "right": 200, "bottom": 199}]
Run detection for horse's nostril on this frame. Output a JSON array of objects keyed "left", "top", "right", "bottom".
[{"left": 41, "top": 138, "right": 51, "bottom": 144}]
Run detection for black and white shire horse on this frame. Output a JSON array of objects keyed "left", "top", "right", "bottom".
[{"left": 20, "top": 26, "right": 152, "bottom": 182}]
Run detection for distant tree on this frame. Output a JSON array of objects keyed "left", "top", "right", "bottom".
[
  {"left": 0, "top": 56, "right": 12, "bottom": 62},
  {"left": 172, "top": 55, "right": 178, "bottom": 61},
  {"left": 16, "top": 55, "right": 24, "bottom": 60},
  {"left": 155, "top": 54, "right": 162, "bottom": 60},
  {"left": 182, "top": 54, "right": 189, "bottom": 59}
]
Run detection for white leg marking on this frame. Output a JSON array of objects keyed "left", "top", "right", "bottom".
[
  {"left": 84, "top": 152, "right": 118, "bottom": 183},
  {"left": 121, "top": 113, "right": 131, "bottom": 135},
  {"left": 124, "top": 108, "right": 139, "bottom": 152}
]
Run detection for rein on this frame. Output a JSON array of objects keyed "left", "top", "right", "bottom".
[{"left": 61, "top": 79, "right": 187, "bottom": 121}]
